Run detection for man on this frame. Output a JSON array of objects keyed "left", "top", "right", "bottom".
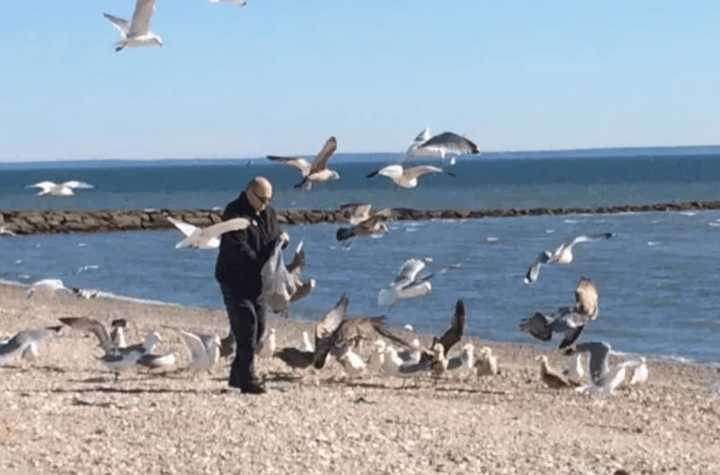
[{"left": 216, "top": 176, "right": 287, "bottom": 394}]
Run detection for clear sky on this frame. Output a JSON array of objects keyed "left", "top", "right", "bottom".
[{"left": 1, "top": 1, "right": 719, "bottom": 161}]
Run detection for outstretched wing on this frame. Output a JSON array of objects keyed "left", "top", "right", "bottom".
[
  {"left": 201, "top": 218, "right": 252, "bottom": 240},
  {"left": 266, "top": 156, "right": 312, "bottom": 176},
  {"left": 435, "top": 299, "right": 466, "bottom": 355},
  {"left": 310, "top": 136, "right": 337, "bottom": 173},
  {"left": 524, "top": 251, "right": 551, "bottom": 285},
  {"left": 129, "top": 0, "right": 156, "bottom": 36},
  {"left": 568, "top": 233, "right": 614, "bottom": 248},
  {"left": 393, "top": 258, "right": 426, "bottom": 287},
  {"left": 62, "top": 181, "right": 94, "bottom": 189},
  {"left": 406, "top": 165, "right": 443, "bottom": 179},
  {"left": 179, "top": 330, "right": 208, "bottom": 362},
  {"left": 59, "top": 317, "right": 113, "bottom": 353},
  {"left": 103, "top": 13, "right": 129, "bottom": 35},
  {"left": 167, "top": 217, "right": 198, "bottom": 238}
]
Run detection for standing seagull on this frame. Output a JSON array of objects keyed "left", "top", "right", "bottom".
[
  {"left": 407, "top": 130, "right": 479, "bottom": 164},
  {"left": 167, "top": 216, "right": 252, "bottom": 249},
  {"left": 103, "top": 0, "right": 163, "bottom": 53},
  {"left": 28, "top": 181, "right": 94, "bottom": 197},
  {"left": 268, "top": 137, "right": 338, "bottom": 190},
  {"left": 524, "top": 233, "right": 614, "bottom": 284},
  {"left": 366, "top": 164, "right": 454, "bottom": 189},
  {"left": 377, "top": 258, "right": 433, "bottom": 307},
  {"left": 519, "top": 277, "right": 599, "bottom": 350}
]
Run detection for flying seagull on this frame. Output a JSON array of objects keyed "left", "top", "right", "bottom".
[
  {"left": 312, "top": 294, "right": 412, "bottom": 370},
  {"left": 336, "top": 208, "right": 392, "bottom": 243},
  {"left": 103, "top": 0, "right": 163, "bottom": 52},
  {"left": 178, "top": 330, "right": 221, "bottom": 371},
  {"left": 377, "top": 258, "right": 433, "bottom": 307},
  {"left": 419, "top": 299, "right": 466, "bottom": 365},
  {"left": 167, "top": 216, "right": 252, "bottom": 249},
  {"left": 338, "top": 203, "right": 372, "bottom": 225},
  {"left": 519, "top": 277, "right": 599, "bottom": 350},
  {"left": 268, "top": 137, "right": 338, "bottom": 190},
  {"left": 406, "top": 130, "right": 479, "bottom": 164},
  {"left": 0, "top": 327, "right": 60, "bottom": 366},
  {"left": 286, "top": 241, "right": 316, "bottom": 303},
  {"left": 209, "top": 0, "right": 248, "bottom": 6},
  {"left": 366, "top": 164, "right": 454, "bottom": 189},
  {"left": 524, "top": 233, "right": 614, "bottom": 284},
  {"left": 565, "top": 341, "right": 637, "bottom": 395},
  {"left": 28, "top": 181, "right": 94, "bottom": 197},
  {"left": 59, "top": 317, "right": 160, "bottom": 375}
]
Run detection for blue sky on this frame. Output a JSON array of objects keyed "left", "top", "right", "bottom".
[{"left": 1, "top": 1, "right": 719, "bottom": 161}]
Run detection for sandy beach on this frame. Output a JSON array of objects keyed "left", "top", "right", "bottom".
[{"left": 0, "top": 284, "right": 718, "bottom": 475}]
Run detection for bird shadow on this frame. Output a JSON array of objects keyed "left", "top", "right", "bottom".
[{"left": 48, "top": 386, "right": 206, "bottom": 396}]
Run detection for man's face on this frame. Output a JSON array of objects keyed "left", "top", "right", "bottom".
[{"left": 248, "top": 186, "right": 272, "bottom": 212}]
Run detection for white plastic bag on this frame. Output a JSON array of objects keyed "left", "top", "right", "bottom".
[{"left": 261, "top": 241, "right": 297, "bottom": 316}]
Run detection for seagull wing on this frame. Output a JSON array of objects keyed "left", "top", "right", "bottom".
[
  {"left": 574, "top": 341, "right": 611, "bottom": 385},
  {"left": 103, "top": 13, "right": 130, "bottom": 35},
  {"left": 59, "top": 317, "right": 113, "bottom": 353},
  {"left": 524, "top": 251, "right": 551, "bottom": 284},
  {"left": 406, "top": 165, "right": 443, "bottom": 179},
  {"left": 310, "top": 136, "right": 338, "bottom": 173},
  {"left": 200, "top": 218, "right": 252, "bottom": 240},
  {"left": 179, "top": 330, "right": 208, "bottom": 363},
  {"left": 286, "top": 241, "right": 305, "bottom": 274},
  {"left": 568, "top": 232, "right": 614, "bottom": 248},
  {"left": 393, "top": 258, "right": 426, "bottom": 287},
  {"left": 313, "top": 294, "right": 349, "bottom": 369},
  {"left": 167, "top": 217, "right": 198, "bottom": 238},
  {"left": 266, "top": 156, "right": 312, "bottom": 176},
  {"left": 129, "top": 0, "right": 156, "bottom": 36},
  {"left": 62, "top": 181, "right": 94, "bottom": 189},
  {"left": 435, "top": 299, "right": 466, "bottom": 355},
  {"left": 29, "top": 181, "right": 56, "bottom": 191}
]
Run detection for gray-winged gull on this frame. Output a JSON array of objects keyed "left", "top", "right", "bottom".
[
  {"left": 28, "top": 181, "right": 94, "bottom": 197},
  {"left": 267, "top": 137, "right": 338, "bottom": 190},
  {"left": 565, "top": 341, "right": 637, "bottom": 395},
  {"left": 103, "top": 0, "right": 163, "bottom": 52},
  {"left": 519, "top": 277, "right": 599, "bottom": 350},
  {"left": 524, "top": 233, "right": 614, "bottom": 284},
  {"left": 366, "top": 164, "right": 454, "bottom": 189},
  {"left": 407, "top": 130, "right": 479, "bottom": 163}
]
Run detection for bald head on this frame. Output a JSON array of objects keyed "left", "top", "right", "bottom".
[{"left": 246, "top": 176, "right": 273, "bottom": 212}]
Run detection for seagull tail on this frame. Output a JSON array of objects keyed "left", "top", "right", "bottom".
[
  {"left": 336, "top": 227, "right": 355, "bottom": 242},
  {"left": 366, "top": 169, "right": 380, "bottom": 179}
]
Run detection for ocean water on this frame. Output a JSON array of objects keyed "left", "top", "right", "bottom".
[{"left": 1, "top": 148, "right": 720, "bottom": 363}]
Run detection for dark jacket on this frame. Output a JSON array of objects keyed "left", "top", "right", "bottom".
[{"left": 215, "top": 191, "right": 282, "bottom": 298}]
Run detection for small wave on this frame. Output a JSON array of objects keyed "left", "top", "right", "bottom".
[
  {"left": 647, "top": 241, "right": 660, "bottom": 246},
  {"left": 14, "top": 260, "right": 22, "bottom": 264},
  {"left": 708, "top": 222, "right": 720, "bottom": 227},
  {"left": 678, "top": 211, "right": 697, "bottom": 217},
  {"left": 143, "top": 208, "right": 158, "bottom": 213},
  {"left": 563, "top": 219, "right": 579, "bottom": 224},
  {"left": 77, "top": 243, "right": 88, "bottom": 247},
  {"left": 485, "top": 236, "right": 499, "bottom": 242},
  {"left": 405, "top": 228, "right": 419, "bottom": 233},
  {"left": 545, "top": 229, "right": 555, "bottom": 234}
]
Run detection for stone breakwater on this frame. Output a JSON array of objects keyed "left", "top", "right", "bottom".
[{"left": 1, "top": 200, "right": 719, "bottom": 235}]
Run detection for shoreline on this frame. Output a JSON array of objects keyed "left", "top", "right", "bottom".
[
  {"left": 0, "top": 283, "right": 718, "bottom": 473},
  {"left": 0, "top": 199, "right": 718, "bottom": 235}
]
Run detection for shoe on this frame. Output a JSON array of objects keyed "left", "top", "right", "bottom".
[{"left": 239, "top": 382, "right": 267, "bottom": 395}]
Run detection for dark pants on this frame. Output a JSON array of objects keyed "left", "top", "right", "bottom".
[{"left": 220, "top": 283, "right": 266, "bottom": 389}]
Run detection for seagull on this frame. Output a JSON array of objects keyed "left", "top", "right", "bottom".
[
  {"left": 475, "top": 346, "right": 499, "bottom": 376},
  {"left": 268, "top": 137, "right": 338, "bottom": 190},
  {"left": 312, "top": 294, "right": 413, "bottom": 370},
  {"left": 209, "top": 0, "right": 248, "bottom": 6},
  {"left": 26, "top": 279, "right": 73, "bottom": 299},
  {"left": 563, "top": 352, "right": 585, "bottom": 384},
  {"left": 59, "top": 317, "right": 160, "bottom": 374},
  {"left": 406, "top": 130, "right": 479, "bottom": 163},
  {"left": 336, "top": 208, "right": 392, "bottom": 243},
  {"left": 377, "top": 258, "right": 433, "bottom": 307},
  {"left": 28, "top": 181, "right": 93, "bottom": 197},
  {"left": 519, "top": 277, "right": 599, "bottom": 350},
  {"left": 419, "top": 299, "right": 466, "bottom": 365},
  {"left": 137, "top": 352, "right": 177, "bottom": 370},
  {"left": 524, "top": 233, "right": 614, "bottom": 284},
  {"left": 286, "top": 241, "right": 316, "bottom": 303},
  {"left": 0, "top": 226, "right": 16, "bottom": 236},
  {"left": 565, "top": 342, "right": 636, "bottom": 395},
  {"left": 366, "top": 164, "right": 454, "bottom": 189},
  {"left": 536, "top": 355, "right": 576, "bottom": 389},
  {"left": 629, "top": 357, "right": 648, "bottom": 385},
  {"left": 336, "top": 346, "right": 367, "bottom": 378},
  {"left": 110, "top": 319, "right": 128, "bottom": 349},
  {"left": 339, "top": 203, "right": 373, "bottom": 225},
  {"left": 0, "top": 327, "right": 60, "bottom": 366},
  {"left": 103, "top": 0, "right": 163, "bottom": 53},
  {"left": 167, "top": 216, "right": 252, "bottom": 249},
  {"left": 178, "top": 330, "right": 221, "bottom": 371}
]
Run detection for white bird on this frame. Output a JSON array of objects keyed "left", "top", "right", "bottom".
[
  {"left": 28, "top": 181, "right": 93, "bottom": 197},
  {"left": 366, "top": 164, "right": 454, "bottom": 189},
  {"left": 524, "top": 233, "right": 614, "bottom": 284},
  {"left": 209, "top": 0, "right": 247, "bottom": 6},
  {"left": 302, "top": 331, "right": 314, "bottom": 352},
  {"left": 475, "top": 346, "right": 499, "bottom": 376},
  {"left": 0, "top": 328, "right": 59, "bottom": 366},
  {"left": 629, "top": 357, "right": 649, "bottom": 385},
  {"left": 0, "top": 226, "right": 16, "bottom": 236},
  {"left": 26, "top": 279, "right": 72, "bottom": 299},
  {"left": 377, "top": 258, "right": 433, "bottom": 307},
  {"left": 178, "top": 330, "right": 221, "bottom": 371},
  {"left": 103, "top": 0, "right": 163, "bottom": 53},
  {"left": 167, "top": 216, "right": 252, "bottom": 249},
  {"left": 569, "top": 342, "right": 635, "bottom": 395},
  {"left": 564, "top": 352, "right": 585, "bottom": 384}
]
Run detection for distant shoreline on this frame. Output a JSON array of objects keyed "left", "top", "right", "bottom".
[{"left": 1, "top": 200, "right": 718, "bottom": 235}]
